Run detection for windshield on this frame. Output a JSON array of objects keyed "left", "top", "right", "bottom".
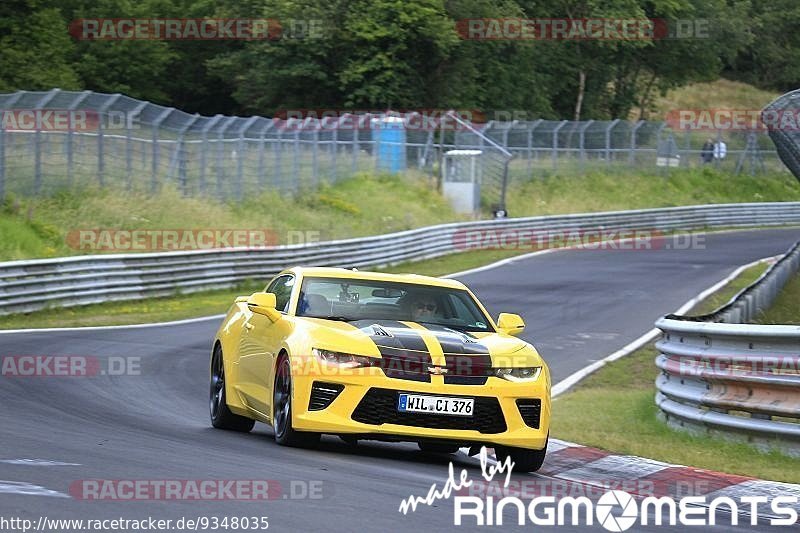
[{"left": 296, "top": 277, "right": 494, "bottom": 332}]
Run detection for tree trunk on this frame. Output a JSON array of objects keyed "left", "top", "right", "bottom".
[{"left": 574, "top": 70, "right": 586, "bottom": 121}]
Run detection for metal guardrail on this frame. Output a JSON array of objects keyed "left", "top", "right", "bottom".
[
  {"left": 655, "top": 239, "right": 800, "bottom": 456},
  {"left": 1, "top": 202, "right": 800, "bottom": 317}
]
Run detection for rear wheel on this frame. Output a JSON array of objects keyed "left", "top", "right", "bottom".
[
  {"left": 210, "top": 345, "right": 255, "bottom": 432},
  {"left": 273, "top": 354, "right": 320, "bottom": 448},
  {"left": 418, "top": 441, "right": 461, "bottom": 454},
  {"left": 495, "top": 440, "right": 547, "bottom": 473}
]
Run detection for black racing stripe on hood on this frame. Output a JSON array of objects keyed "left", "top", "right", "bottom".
[
  {"left": 415, "top": 324, "right": 492, "bottom": 384},
  {"left": 414, "top": 324, "right": 490, "bottom": 355},
  {"left": 349, "top": 319, "right": 431, "bottom": 382}
]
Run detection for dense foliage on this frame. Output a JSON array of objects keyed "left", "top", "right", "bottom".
[{"left": 0, "top": 0, "right": 794, "bottom": 119}]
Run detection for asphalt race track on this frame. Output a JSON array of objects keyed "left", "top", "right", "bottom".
[{"left": 1, "top": 227, "right": 798, "bottom": 532}]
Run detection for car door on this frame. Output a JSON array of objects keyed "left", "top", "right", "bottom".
[{"left": 237, "top": 275, "right": 296, "bottom": 417}]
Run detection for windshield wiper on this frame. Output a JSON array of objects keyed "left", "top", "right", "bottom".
[{"left": 306, "top": 315, "right": 354, "bottom": 322}]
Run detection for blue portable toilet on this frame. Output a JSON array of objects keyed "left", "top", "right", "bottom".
[{"left": 372, "top": 116, "right": 406, "bottom": 173}]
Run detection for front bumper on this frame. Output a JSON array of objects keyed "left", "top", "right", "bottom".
[{"left": 291, "top": 366, "right": 550, "bottom": 450}]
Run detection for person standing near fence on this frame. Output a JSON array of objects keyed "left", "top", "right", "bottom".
[
  {"left": 701, "top": 138, "right": 714, "bottom": 163},
  {"left": 714, "top": 138, "right": 727, "bottom": 160}
]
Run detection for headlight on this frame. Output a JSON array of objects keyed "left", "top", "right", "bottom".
[
  {"left": 312, "top": 348, "right": 375, "bottom": 369},
  {"left": 493, "top": 367, "right": 542, "bottom": 382}
]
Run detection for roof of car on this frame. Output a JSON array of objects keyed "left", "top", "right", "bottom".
[{"left": 282, "top": 267, "right": 468, "bottom": 289}]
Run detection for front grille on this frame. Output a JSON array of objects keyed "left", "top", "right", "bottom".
[
  {"left": 351, "top": 388, "right": 507, "bottom": 434},
  {"left": 309, "top": 382, "right": 345, "bottom": 411},
  {"left": 516, "top": 399, "right": 541, "bottom": 429},
  {"left": 443, "top": 354, "right": 491, "bottom": 385}
]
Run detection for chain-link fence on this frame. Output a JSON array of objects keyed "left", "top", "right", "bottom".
[{"left": 0, "top": 89, "right": 788, "bottom": 210}]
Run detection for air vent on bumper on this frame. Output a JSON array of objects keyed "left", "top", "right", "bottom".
[
  {"left": 516, "top": 399, "right": 541, "bottom": 429},
  {"left": 309, "top": 382, "right": 345, "bottom": 411}
]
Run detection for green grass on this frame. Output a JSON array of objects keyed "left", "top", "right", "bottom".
[
  {"left": 0, "top": 172, "right": 461, "bottom": 261},
  {"left": 755, "top": 270, "right": 800, "bottom": 325},
  {"left": 688, "top": 260, "right": 771, "bottom": 316},
  {"left": 645, "top": 79, "right": 780, "bottom": 121},
  {"left": 551, "top": 260, "right": 800, "bottom": 482},
  {"left": 506, "top": 167, "right": 800, "bottom": 218},
  {"left": 3, "top": 166, "right": 799, "bottom": 262}
]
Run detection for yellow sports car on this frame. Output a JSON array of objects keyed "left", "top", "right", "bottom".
[{"left": 210, "top": 267, "right": 551, "bottom": 471}]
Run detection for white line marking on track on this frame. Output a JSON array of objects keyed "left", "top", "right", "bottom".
[
  {"left": 0, "top": 480, "right": 70, "bottom": 498},
  {"left": 0, "top": 459, "right": 81, "bottom": 466},
  {"left": 0, "top": 314, "right": 225, "bottom": 335},
  {"left": 552, "top": 255, "right": 780, "bottom": 397}
]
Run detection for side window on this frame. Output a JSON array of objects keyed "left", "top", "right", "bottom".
[{"left": 266, "top": 275, "right": 295, "bottom": 313}]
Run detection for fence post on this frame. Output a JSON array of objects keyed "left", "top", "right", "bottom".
[
  {"left": 65, "top": 91, "right": 92, "bottom": 188},
  {"left": 125, "top": 100, "right": 148, "bottom": 191},
  {"left": 312, "top": 127, "right": 319, "bottom": 187},
  {"left": 331, "top": 124, "right": 338, "bottom": 181},
  {"left": 605, "top": 119, "right": 619, "bottom": 165},
  {"left": 579, "top": 120, "right": 593, "bottom": 174},
  {"left": 96, "top": 94, "right": 121, "bottom": 189},
  {"left": 151, "top": 108, "right": 174, "bottom": 194},
  {"left": 630, "top": 120, "right": 644, "bottom": 165},
  {"left": 1, "top": 92, "right": 25, "bottom": 196},
  {"left": 293, "top": 127, "right": 301, "bottom": 192},
  {"left": 526, "top": 119, "right": 542, "bottom": 178},
  {"left": 349, "top": 115, "right": 358, "bottom": 175},
  {"left": 217, "top": 117, "right": 236, "bottom": 199},
  {"left": 236, "top": 116, "right": 258, "bottom": 201},
  {"left": 552, "top": 120, "right": 567, "bottom": 171},
  {"left": 275, "top": 125, "right": 284, "bottom": 191},
  {"left": 0, "top": 125, "right": 4, "bottom": 199},
  {"left": 258, "top": 121, "right": 273, "bottom": 189},
  {"left": 199, "top": 115, "right": 223, "bottom": 196}
]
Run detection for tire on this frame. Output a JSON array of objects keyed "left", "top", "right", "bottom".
[
  {"left": 418, "top": 441, "right": 461, "bottom": 454},
  {"left": 495, "top": 439, "right": 548, "bottom": 473},
  {"left": 273, "top": 354, "right": 320, "bottom": 448},
  {"left": 210, "top": 344, "right": 255, "bottom": 432}
]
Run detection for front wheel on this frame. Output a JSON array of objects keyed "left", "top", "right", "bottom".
[
  {"left": 210, "top": 345, "right": 255, "bottom": 432},
  {"left": 495, "top": 440, "right": 547, "bottom": 473},
  {"left": 273, "top": 355, "right": 320, "bottom": 448}
]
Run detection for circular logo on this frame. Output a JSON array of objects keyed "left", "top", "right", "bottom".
[{"left": 595, "top": 490, "right": 638, "bottom": 532}]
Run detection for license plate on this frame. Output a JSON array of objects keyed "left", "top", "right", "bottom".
[{"left": 397, "top": 394, "right": 474, "bottom": 416}]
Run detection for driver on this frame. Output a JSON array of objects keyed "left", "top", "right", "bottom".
[{"left": 410, "top": 296, "right": 440, "bottom": 322}]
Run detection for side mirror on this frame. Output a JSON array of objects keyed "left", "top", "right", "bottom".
[
  {"left": 497, "top": 313, "right": 525, "bottom": 336},
  {"left": 246, "top": 292, "right": 281, "bottom": 322}
]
